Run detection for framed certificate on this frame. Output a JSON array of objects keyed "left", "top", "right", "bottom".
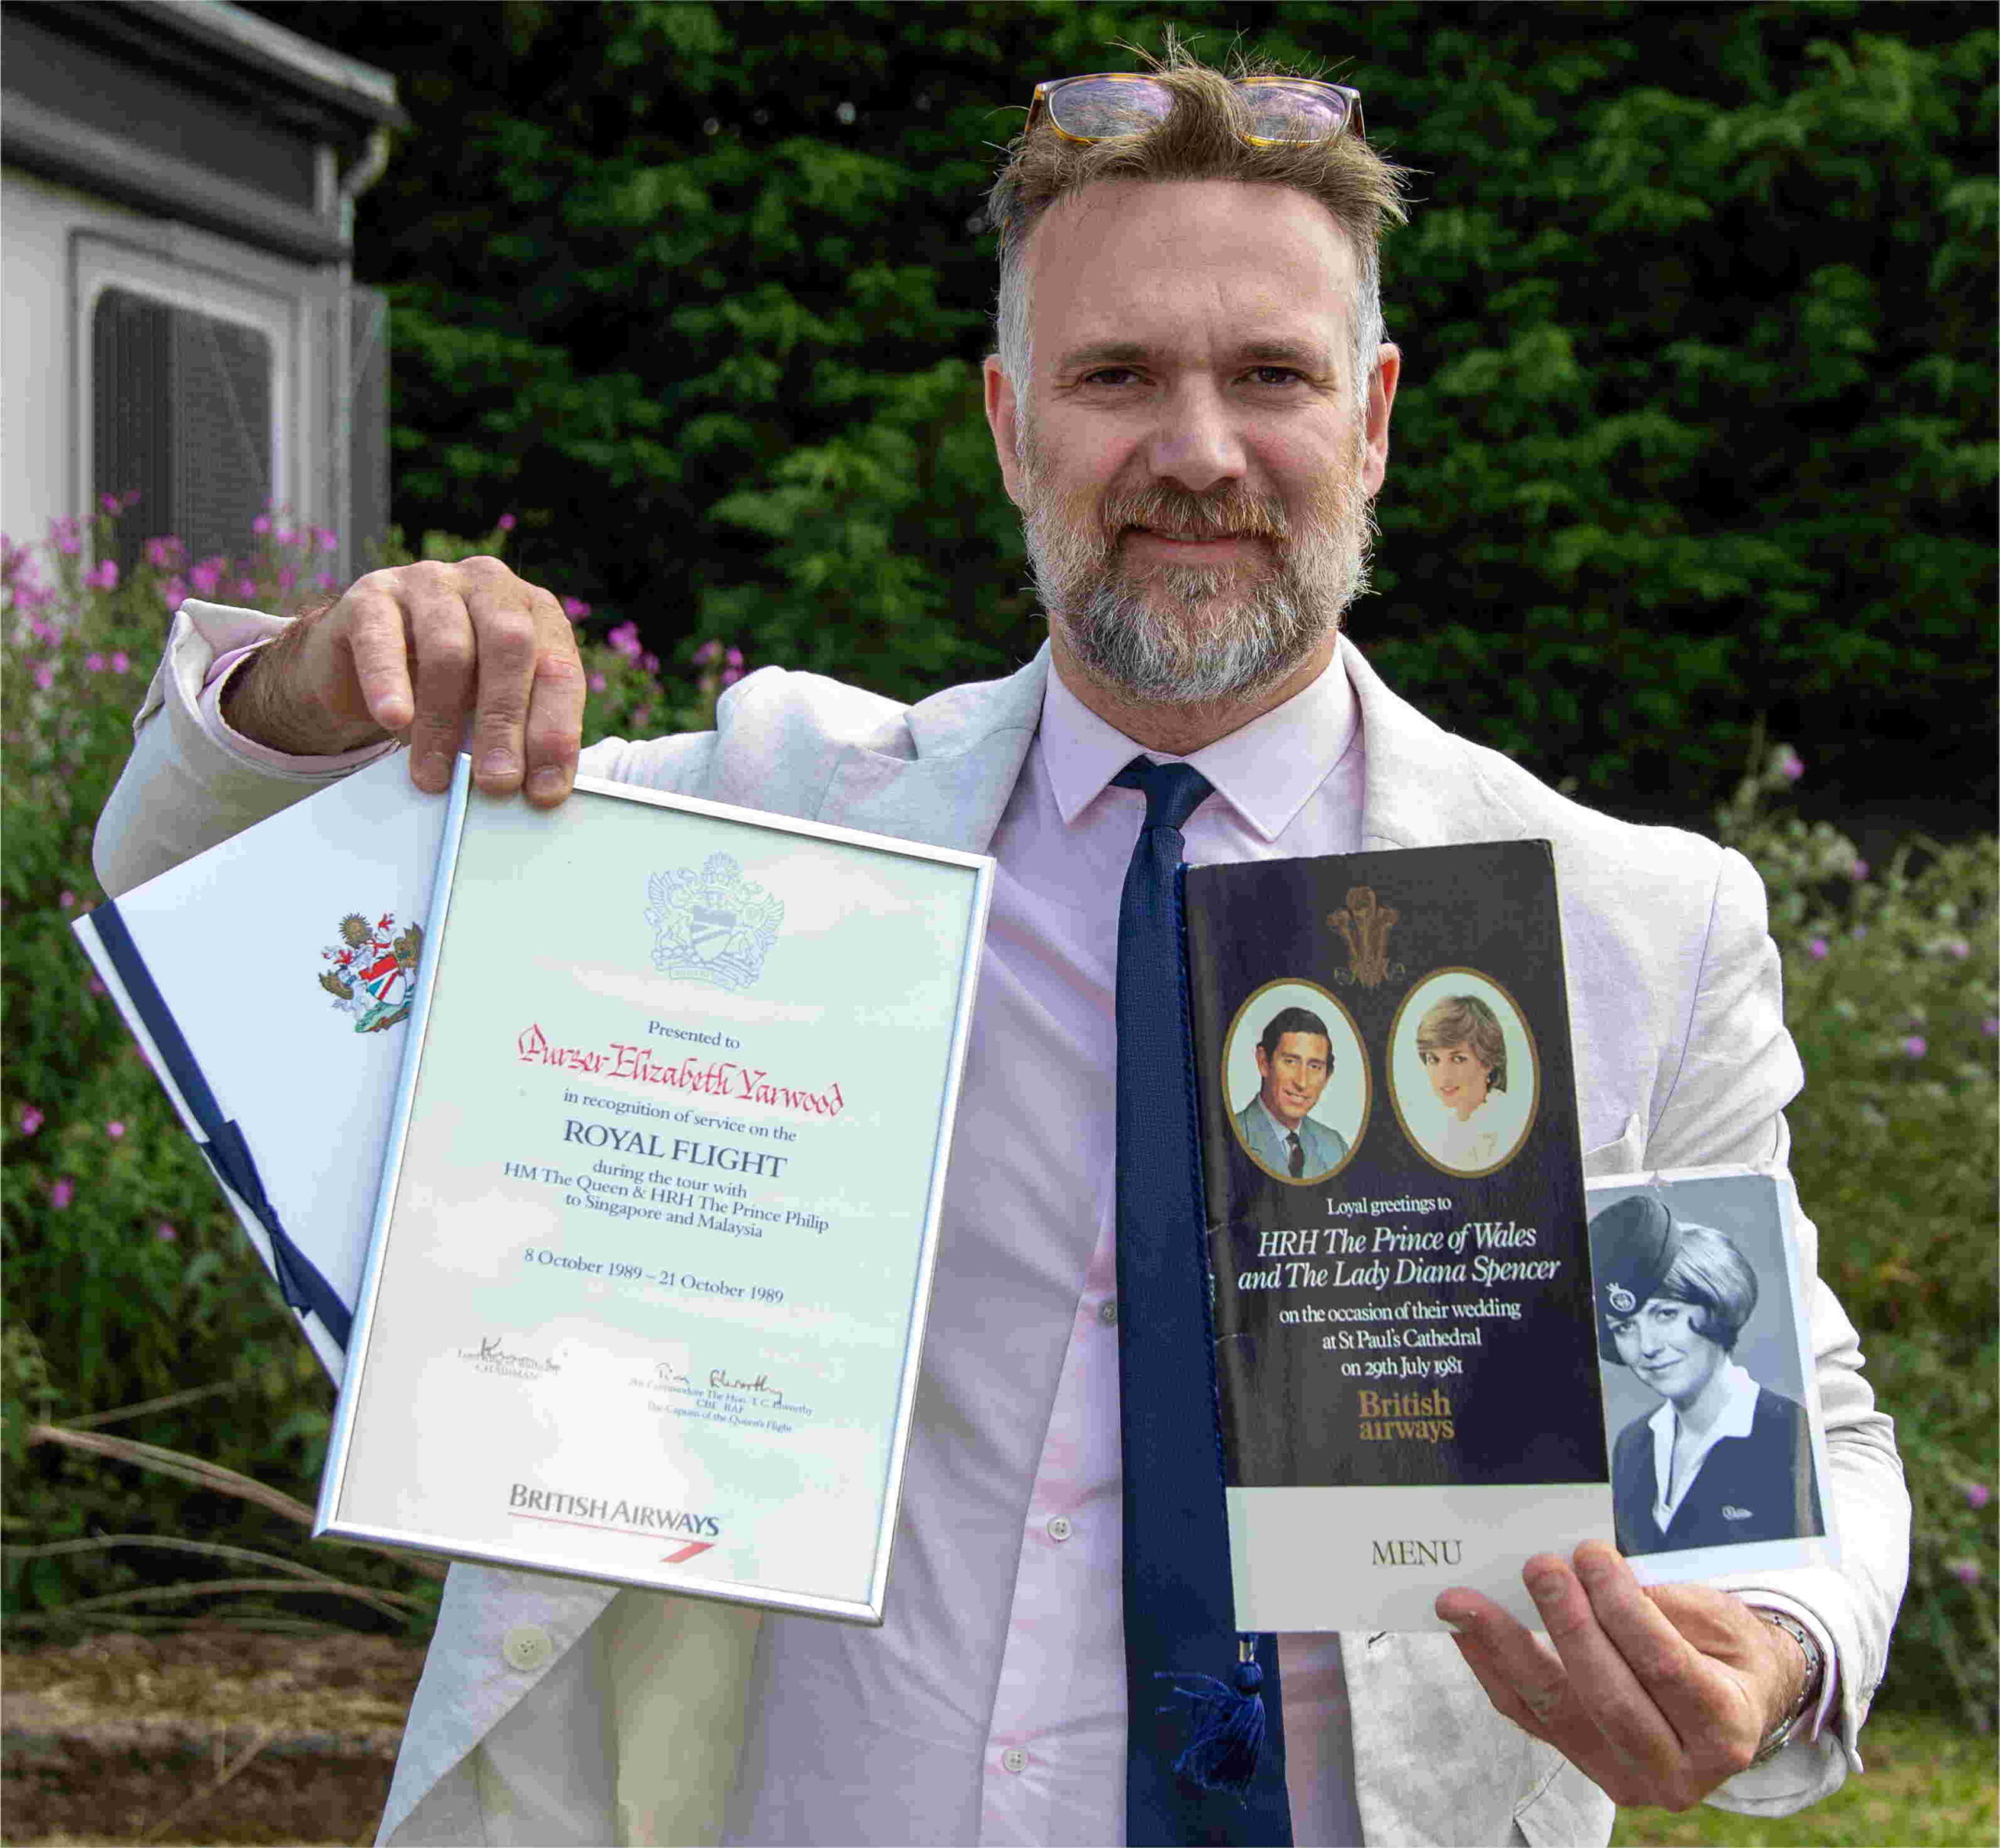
[{"left": 316, "top": 760, "right": 993, "bottom": 1625}]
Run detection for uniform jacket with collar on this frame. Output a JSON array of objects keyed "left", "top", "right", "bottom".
[{"left": 95, "top": 613, "right": 1910, "bottom": 1848}]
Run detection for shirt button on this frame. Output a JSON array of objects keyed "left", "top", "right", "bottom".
[
  {"left": 1002, "top": 1747, "right": 1027, "bottom": 1775},
  {"left": 1098, "top": 1299, "right": 1118, "bottom": 1326},
  {"left": 1046, "top": 1514, "right": 1073, "bottom": 1542},
  {"left": 502, "top": 1623, "right": 552, "bottom": 1672}
]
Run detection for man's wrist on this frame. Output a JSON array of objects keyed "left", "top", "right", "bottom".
[
  {"left": 220, "top": 638, "right": 388, "bottom": 756},
  {"left": 1748, "top": 1610, "right": 1822, "bottom": 1764}
]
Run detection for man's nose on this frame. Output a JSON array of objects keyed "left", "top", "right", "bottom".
[{"left": 1146, "top": 382, "right": 1248, "bottom": 495}]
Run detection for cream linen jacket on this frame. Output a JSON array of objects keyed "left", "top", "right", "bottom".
[{"left": 95, "top": 608, "right": 1909, "bottom": 1848}]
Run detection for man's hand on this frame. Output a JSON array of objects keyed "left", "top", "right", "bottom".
[
  {"left": 220, "top": 556, "right": 587, "bottom": 806},
  {"left": 1436, "top": 1541, "right": 1809, "bottom": 1813}
]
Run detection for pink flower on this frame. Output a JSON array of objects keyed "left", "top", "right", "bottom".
[
  {"left": 189, "top": 559, "right": 222, "bottom": 595},
  {"left": 19, "top": 1106, "right": 44, "bottom": 1135},
  {"left": 145, "top": 537, "right": 186, "bottom": 569},
  {"left": 33, "top": 665, "right": 52, "bottom": 692},
  {"left": 252, "top": 513, "right": 272, "bottom": 534},
  {"left": 720, "top": 665, "right": 743, "bottom": 688},
  {"left": 29, "top": 617, "right": 59, "bottom": 644},
  {"left": 111, "top": 651, "right": 129, "bottom": 674},
  {"left": 1851, "top": 858, "right": 1870, "bottom": 881},
  {"left": 105, "top": 1120, "right": 126, "bottom": 1140},
  {"left": 120, "top": 488, "right": 143, "bottom": 509},
  {"left": 58, "top": 889, "right": 74, "bottom": 909},
  {"left": 694, "top": 639, "right": 721, "bottom": 667},
  {"left": 278, "top": 564, "right": 298, "bottom": 592},
  {"left": 101, "top": 491, "right": 122, "bottom": 514},
  {"left": 632, "top": 707, "right": 655, "bottom": 730},
  {"left": 314, "top": 572, "right": 336, "bottom": 591},
  {"left": 641, "top": 652, "right": 659, "bottom": 674},
  {"left": 725, "top": 647, "right": 744, "bottom": 670},
  {"left": 563, "top": 595, "right": 594, "bottom": 622},
  {"left": 88, "top": 976, "right": 105, "bottom": 995},
  {"left": 83, "top": 559, "right": 119, "bottom": 592},
  {"left": 1966, "top": 1482, "right": 1991, "bottom": 1511},
  {"left": 588, "top": 672, "right": 606, "bottom": 693},
  {"left": 498, "top": 513, "right": 516, "bottom": 532},
  {"left": 1807, "top": 938, "right": 1828, "bottom": 960},
  {"left": 1948, "top": 1560, "right": 1980, "bottom": 1589},
  {"left": 235, "top": 577, "right": 259, "bottom": 601},
  {"left": 1902, "top": 1035, "right": 1927, "bottom": 1059},
  {"left": 163, "top": 576, "right": 188, "bottom": 608},
  {"left": 607, "top": 620, "right": 641, "bottom": 659},
  {"left": 1945, "top": 938, "right": 1969, "bottom": 960},
  {"left": 278, "top": 527, "right": 298, "bottom": 548},
  {"left": 1984, "top": 1017, "right": 1999, "bottom": 1038},
  {"left": 84, "top": 652, "right": 106, "bottom": 673},
  {"left": 53, "top": 516, "right": 82, "bottom": 556},
  {"left": 50, "top": 1178, "right": 75, "bottom": 1209},
  {"left": 156, "top": 1222, "right": 178, "bottom": 1242}
]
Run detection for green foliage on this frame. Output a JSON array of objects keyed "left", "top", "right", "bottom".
[
  {"left": 1716, "top": 745, "right": 1998, "bottom": 1728},
  {"left": 0, "top": 504, "right": 707, "bottom": 1638},
  {"left": 240, "top": 0, "right": 1995, "bottom": 823}
]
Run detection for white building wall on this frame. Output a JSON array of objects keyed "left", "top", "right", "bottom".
[{"left": 1, "top": 163, "right": 338, "bottom": 567}]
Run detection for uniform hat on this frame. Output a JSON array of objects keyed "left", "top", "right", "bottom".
[{"left": 1587, "top": 1194, "right": 1684, "bottom": 1363}]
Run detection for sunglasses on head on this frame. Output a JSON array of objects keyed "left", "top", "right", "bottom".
[{"left": 1025, "top": 73, "right": 1364, "bottom": 148}]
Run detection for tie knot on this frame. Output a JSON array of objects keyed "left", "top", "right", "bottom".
[{"left": 1112, "top": 756, "right": 1214, "bottom": 834}]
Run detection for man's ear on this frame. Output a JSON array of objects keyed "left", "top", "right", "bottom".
[{"left": 984, "top": 355, "right": 1026, "bottom": 508}]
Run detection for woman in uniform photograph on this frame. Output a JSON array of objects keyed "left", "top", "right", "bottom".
[{"left": 1589, "top": 1194, "right": 1824, "bottom": 1555}]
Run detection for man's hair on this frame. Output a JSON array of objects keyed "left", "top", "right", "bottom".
[
  {"left": 984, "top": 31, "right": 1419, "bottom": 424},
  {"left": 1259, "top": 1005, "right": 1333, "bottom": 1063},
  {"left": 1414, "top": 994, "right": 1508, "bottom": 1094},
  {"left": 1654, "top": 1223, "right": 1759, "bottom": 1353}
]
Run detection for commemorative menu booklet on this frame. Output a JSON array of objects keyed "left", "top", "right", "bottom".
[
  {"left": 1184, "top": 841, "right": 1613, "bottom": 1631},
  {"left": 73, "top": 751, "right": 451, "bottom": 1382},
  {"left": 315, "top": 763, "right": 993, "bottom": 1624}
]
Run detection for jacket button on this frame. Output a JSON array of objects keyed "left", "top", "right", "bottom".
[
  {"left": 502, "top": 1623, "right": 552, "bottom": 1671},
  {"left": 1098, "top": 1299, "right": 1118, "bottom": 1326},
  {"left": 1046, "top": 1515, "right": 1073, "bottom": 1542},
  {"left": 1001, "top": 1747, "right": 1027, "bottom": 1774}
]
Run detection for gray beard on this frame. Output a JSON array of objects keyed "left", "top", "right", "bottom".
[{"left": 1018, "top": 430, "right": 1377, "bottom": 706}]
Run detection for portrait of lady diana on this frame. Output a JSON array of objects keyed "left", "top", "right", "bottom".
[
  {"left": 1588, "top": 1195, "right": 1825, "bottom": 1557},
  {"left": 1413, "top": 992, "right": 1508, "bottom": 1171}
]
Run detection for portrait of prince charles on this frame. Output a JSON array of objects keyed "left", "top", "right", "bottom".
[{"left": 1232, "top": 1003, "right": 1352, "bottom": 1183}]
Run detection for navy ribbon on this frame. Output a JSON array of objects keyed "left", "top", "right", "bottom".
[
  {"left": 1112, "top": 758, "right": 1291, "bottom": 1846},
  {"left": 91, "top": 900, "right": 352, "bottom": 1350}
]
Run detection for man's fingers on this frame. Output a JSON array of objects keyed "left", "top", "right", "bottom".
[
  {"left": 1527, "top": 1553, "right": 1682, "bottom": 1780},
  {"left": 463, "top": 573, "right": 542, "bottom": 795},
  {"left": 403, "top": 567, "right": 478, "bottom": 793},
  {"left": 337, "top": 591, "right": 416, "bottom": 734},
  {"left": 523, "top": 643, "right": 587, "bottom": 806},
  {"left": 1445, "top": 1623, "right": 1560, "bottom": 1739}
]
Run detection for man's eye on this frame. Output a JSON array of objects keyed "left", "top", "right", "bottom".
[{"left": 1248, "top": 366, "right": 1306, "bottom": 387}]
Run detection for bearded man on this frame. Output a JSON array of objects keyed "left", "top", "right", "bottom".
[{"left": 96, "top": 45, "right": 1906, "bottom": 1848}]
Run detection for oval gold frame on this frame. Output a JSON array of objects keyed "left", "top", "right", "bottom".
[
  {"left": 1388, "top": 967, "right": 1541, "bottom": 1180},
  {"left": 1220, "top": 977, "right": 1370, "bottom": 1188}
]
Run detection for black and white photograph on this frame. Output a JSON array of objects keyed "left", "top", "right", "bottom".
[{"left": 1588, "top": 1171, "right": 1836, "bottom": 1577}]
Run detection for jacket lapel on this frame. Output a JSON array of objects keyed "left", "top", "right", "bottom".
[{"left": 815, "top": 649, "right": 1048, "bottom": 849}]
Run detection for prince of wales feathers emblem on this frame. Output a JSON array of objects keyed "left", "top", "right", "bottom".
[
  {"left": 646, "top": 853, "right": 782, "bottom": 993},
  {"left": 318, "top": 912, "right": 423, "bottom": 1032}
]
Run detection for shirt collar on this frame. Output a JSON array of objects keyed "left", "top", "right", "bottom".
[
  {"left": 1038, "top": 644, "right": 1359, "bottom": 842},
  {"left": 1645, "top": 1359, "right": 1760, "bottom": 1446}
]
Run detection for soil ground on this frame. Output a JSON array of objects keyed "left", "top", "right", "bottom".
[{"left": 2, "top": 1628, "right": 424, "bottom": 1846}]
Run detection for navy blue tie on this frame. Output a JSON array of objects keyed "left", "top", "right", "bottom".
[{"left": 1112, "top": 758, "right": 1292, "bottom": 1847}]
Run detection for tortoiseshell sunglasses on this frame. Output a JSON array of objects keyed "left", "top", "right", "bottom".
[{"left": 1025, "top": 73, "right": 1364, "bottom": 148}]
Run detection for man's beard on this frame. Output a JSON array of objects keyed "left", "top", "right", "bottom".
[{"left": 1016, "top": 417, "right": 1379, "bottom": 706}]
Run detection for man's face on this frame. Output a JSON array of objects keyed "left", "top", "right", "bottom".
[
  {"left": 984, "top": 179, "right": 1399, "bottom": 706},
  {"left": 1255, "top": 1031, "right": 1333, "bottom": 1128}
]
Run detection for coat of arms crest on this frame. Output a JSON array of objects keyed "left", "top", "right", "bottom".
[
  {"left": 645, "top": 853, "right": 782, "bottom": 993},
  {"left": 318, "top": 911, "right": 423, "bottom": 1032}
]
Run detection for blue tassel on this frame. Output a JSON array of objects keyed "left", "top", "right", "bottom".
[{"left": 1155, "top": 1639, "right": 1269, "bottom": 1798}]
